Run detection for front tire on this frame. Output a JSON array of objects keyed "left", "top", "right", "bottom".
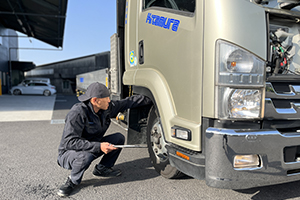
[
  {"left": 43, "top": 90, "right": 51, "bottom": 96},
  {"left": 13, "top": 89, "right": 21, "bottom": 95},
  {"left": 146, "top": 106, "right": 182, "bottom": 179}
]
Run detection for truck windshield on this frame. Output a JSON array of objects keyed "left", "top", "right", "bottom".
[{"left": 144, "top": 0, "right": 195, "bottom": 13}]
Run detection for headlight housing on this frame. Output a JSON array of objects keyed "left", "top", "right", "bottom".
[{"left": 216, "top": 40, "right": 265, "bottom": 119}]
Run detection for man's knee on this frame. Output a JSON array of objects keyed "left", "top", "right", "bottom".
[
  {"left": 75, "top": 151, "right": 95, "bottom": 168},
  {"left": 58, "top": 151, "right": 96, "bottom": 170},
  {"left": 115, "top": 132, "right": 125, "bottom": 145}
]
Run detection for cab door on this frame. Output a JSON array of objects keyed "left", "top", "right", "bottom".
[{"left": 136, "top": 1, "right": 202, "bottom": 151}]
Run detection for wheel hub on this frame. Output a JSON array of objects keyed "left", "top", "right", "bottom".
[{"left": 150, "top": 121, "right": 168, "bottom": 163}]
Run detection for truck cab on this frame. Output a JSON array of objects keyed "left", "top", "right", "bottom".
[{"left": 110, "top": 0, "right": 300, "bottom": 189}]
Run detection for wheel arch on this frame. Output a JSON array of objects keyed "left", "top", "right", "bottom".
[
  {"left": 13, "top": 88, "right": 22, "bottom": 95},
  {"left": 124, "top": 69, "right": 176, "bottom": 144},
  {"left": 124, "top": 68, "right": 201, "bottom": 151}
]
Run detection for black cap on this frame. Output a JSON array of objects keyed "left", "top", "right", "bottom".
[{"left": 78, "top": 82, "right": 110, "bottom": 101}]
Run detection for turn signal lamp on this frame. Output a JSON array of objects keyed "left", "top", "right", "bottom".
[
  {"left": 176, "top": 151, "right": 190, "bottom": 161},
  {"left": 234, "top": 154, "right": 261, "bottom": 169},
  {"left": 231, "top": 61, "right": 237, "bottom": 67}
]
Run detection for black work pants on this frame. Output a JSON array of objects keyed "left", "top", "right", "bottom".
[{"left": 57, "top": 132, "right": 125, "bottom": 185}]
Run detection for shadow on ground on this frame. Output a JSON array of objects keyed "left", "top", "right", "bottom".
[
  {"left": 72, "top": 157, "right": 159, "bottom": 195},
  {"left": 236, "top": 180, "right": 300, "bottom": 200}
]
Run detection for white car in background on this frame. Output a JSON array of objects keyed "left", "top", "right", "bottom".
[{"left": 10, "top": 82, "right": 56, "bottom": 96}]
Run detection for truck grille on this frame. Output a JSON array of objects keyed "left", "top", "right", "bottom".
[{"left": 265, "top": 81, "right": 300, "bottom": 120}]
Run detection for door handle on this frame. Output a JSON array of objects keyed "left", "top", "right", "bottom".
[{"left": 139, "top": 40, "right": 144, "bottom": 65}]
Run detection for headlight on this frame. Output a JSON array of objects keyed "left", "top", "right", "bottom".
[
  {"left": 216, "top": 40, "right": 265, "bottom": 119},
  {"left": 223, "top": 88, "right": 262, "bottom": 118},
  {"left": 230, "top": 89, "right": 261, "bottom": 118},
  {"left": 217, "top": 40, "right": 264, "bottom": 86}
]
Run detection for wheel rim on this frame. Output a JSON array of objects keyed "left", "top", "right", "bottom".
[
  {"left": 13, "top": 89, "right": 20, "bottom": 95},
  {"left": 150, "top": 120, "right": 168, "bottom": 164},
  {"left": 44, "top": 90, "right": 50, "bottom": 96}
]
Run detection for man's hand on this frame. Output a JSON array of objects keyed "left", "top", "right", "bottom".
[{"left": 100, "top": 142, "right": 117, "bottom": 154}]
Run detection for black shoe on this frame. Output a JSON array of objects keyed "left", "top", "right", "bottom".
[
  {"left": 93, "top": 164, "right": 122, "bottom": 177},
  {"left": 57, "top": 177, "right": 76, "bottom": 197}
]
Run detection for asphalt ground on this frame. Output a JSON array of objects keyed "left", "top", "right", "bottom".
[{"left": 2, "top": 94, "right": 300, "bottom": 199}]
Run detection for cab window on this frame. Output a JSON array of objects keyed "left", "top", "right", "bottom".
[{"left": 144, "top": 0, "right": 195, "bottom": 13}]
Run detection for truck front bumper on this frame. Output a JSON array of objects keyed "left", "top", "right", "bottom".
[{"left": 206, "top": 127, "right": 300, "bottom": 189}]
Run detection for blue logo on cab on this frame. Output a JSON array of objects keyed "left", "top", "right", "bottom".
[{"left": 146, "top": 13, "right": 180, "bottom": 32}]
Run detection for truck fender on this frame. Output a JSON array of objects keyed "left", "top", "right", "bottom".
[{"left": 124, "top": 68, "right": 176, "bottom": 144}]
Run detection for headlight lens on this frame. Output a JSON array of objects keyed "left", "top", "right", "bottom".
[
  {"left": 216, "top": 40, "right": 265, "bottom": 119},
  {"left": 229, "top": 89, "right": 261, "bottom": 118},
  {"left": 218, "top": 87, "right": 263, "bottom": 119}
]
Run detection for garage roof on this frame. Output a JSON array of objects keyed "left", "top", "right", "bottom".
[
  {"left": 0, "top": 0, "right": 68, "bottom": 48},
  {"left": 11, "top": 61, "right": 35, "bottom": 72}
]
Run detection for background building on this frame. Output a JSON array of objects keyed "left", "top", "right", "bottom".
[
  {"left": 25, "top": 51, "right": 110, "bottom": 94},
  {"left": 0, "top": 25, "right": 35, "bottom": 94},
  {"left": 0, "top": 0, "right": 68, "bottom": 94},
  {"left": 0, "top": 26, "right": 18, "bottom": 94}
]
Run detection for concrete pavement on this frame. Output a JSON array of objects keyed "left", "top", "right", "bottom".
[
  {"left": 0, "top": 94, "right": 80, "bottom": 122},
  {"left": 0, "top": 93, "right": 158, "bottom": 200},
  {"left": 2, "top": 94, "right": 300, "bottom": 199},
  {"left": 0, "top": 95, "right": 56, "bottom": 122}
]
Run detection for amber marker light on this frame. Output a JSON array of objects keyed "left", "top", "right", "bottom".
[{"left": 176, "top": 151, "right": 190, "bottom": 161}]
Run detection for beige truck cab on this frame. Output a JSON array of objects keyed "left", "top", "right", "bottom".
[{"left": 109, "top": 0, "right": 300, "bottom": 189}]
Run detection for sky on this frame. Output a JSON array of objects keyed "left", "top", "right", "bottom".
[{"left": 18, "top": 1, "right": 117, "bottom": 66}]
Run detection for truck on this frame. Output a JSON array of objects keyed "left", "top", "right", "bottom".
[
  {"left": 106, "top": 0, "right": 300, "bottom": 189},
  {"left": 76, "top": 69, "right": 108, "bottom": 96}
]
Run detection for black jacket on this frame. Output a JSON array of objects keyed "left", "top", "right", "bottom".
[{"left": 58, "top": 95, "right": 151, "bottom": 156}]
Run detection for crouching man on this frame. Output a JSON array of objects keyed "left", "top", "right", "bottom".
[{"left": 57, "top": 82, "right": 151, "bottom": 197}]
